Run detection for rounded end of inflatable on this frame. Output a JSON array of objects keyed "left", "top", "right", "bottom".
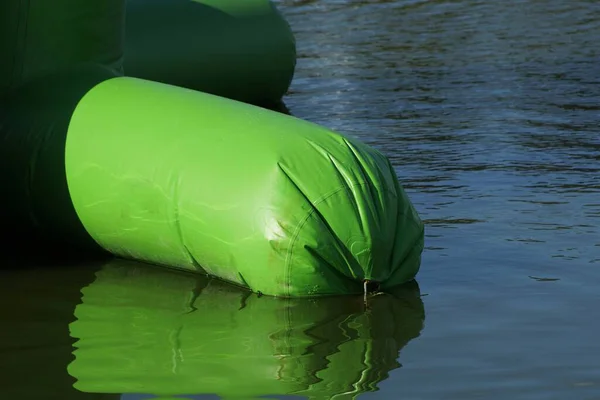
[{"left": 263, "top": 134, "right": 424, "bottom": 297}]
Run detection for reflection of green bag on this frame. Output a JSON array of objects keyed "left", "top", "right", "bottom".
[
  {"left": 68, "top": 259, "right": 425, "bottom": 399},
  {"left": 0, "top": 260, "right": 120, "bottom": 400}
]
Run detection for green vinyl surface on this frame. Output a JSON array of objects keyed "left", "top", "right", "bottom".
[
  {"left": 67, "top": 259, "right": 425, "bottom": 399},
  {"left": 65, "top": 77, "right": 424, "bottom": 297},
  {"left": 125, "top": 0, "right": 296, "bottom": 106}
]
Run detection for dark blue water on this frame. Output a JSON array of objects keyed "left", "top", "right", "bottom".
[{"left": 2, "top": 0, "right": 599, "bottom": 399}]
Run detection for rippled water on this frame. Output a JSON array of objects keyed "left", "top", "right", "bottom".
[{"left": 2, "top": 0, "right": 600, "bottom": 399}]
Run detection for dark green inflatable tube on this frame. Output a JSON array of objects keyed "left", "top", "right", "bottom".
[
  {"left": 65, "top": 76, "right": 424, "bottom": 297},
  {"left": 0, "top": 0, "right": 293, "bottom": 106},
  {"left": 0, "top": 0, "right": 125, "bottom": 96},
  {"left": 67, "top": 259, "right": 425, "bottom": 399},
  {"left": 124, "top": 0, "right": 296, "bottom": 106}
]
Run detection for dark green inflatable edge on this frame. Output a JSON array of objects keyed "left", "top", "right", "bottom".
[{"left": 0, "top": 0, "right": 296, "bottom": 107}]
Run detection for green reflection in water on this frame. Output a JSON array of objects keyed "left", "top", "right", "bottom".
[
  {"left": 68, "top": 259, "right": 425, "bottom": 399},
  {"left": 0, "top": 259, "right": 117, "bottom": 400}
]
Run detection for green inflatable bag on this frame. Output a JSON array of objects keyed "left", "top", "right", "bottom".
[
  {"left": 124, "top": 0, "right": 296, "bottom": 107},
  {"left": 65, "top": 76, "right": 424, "bottom": 297},
  {"left": 68, "top": 259, "right": 425, "bottom": 399}
]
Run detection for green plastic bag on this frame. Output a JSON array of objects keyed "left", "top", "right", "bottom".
[{"left": 65, "top": 77, "right": 424, "bottom": 297}]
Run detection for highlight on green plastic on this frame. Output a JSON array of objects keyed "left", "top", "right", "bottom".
[{"left": 68, "top": 259, "right": 425, "bottom": 399}]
